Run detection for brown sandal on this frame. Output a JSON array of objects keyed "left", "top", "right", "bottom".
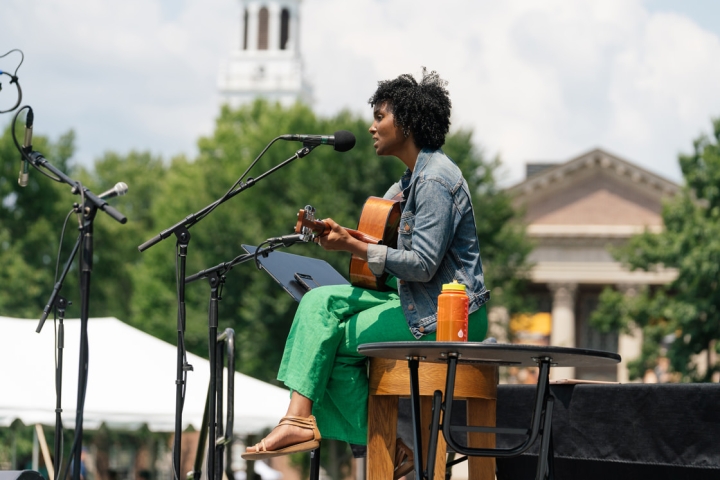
[
  {"left": 394, "top": 438, "right": 414, "bottom": 479},
  {"left": 241, "top": 415, "right": 321, "bottom": 460}
]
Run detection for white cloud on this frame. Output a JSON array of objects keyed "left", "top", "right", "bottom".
[
  {"left": 1, "top": 0, "right": 236, "bottom": 165},
  {"left": 2, "top": 0, "right": 720, "bottom": 186},
  {"left": 302, "top": 0, "right": 720, "bottom": 184},
  {"left": 605, "top": 12, "right": 720, "bottom": 179}
]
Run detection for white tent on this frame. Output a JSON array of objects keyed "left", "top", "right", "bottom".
[{"left": 0, "top": 316, "right": 289, "bottom": 434}]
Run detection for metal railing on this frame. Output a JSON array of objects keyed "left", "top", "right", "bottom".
[{"left": 189, "top": 327, "right": 235, "bottom": 480}]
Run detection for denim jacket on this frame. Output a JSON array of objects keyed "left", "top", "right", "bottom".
[{"left": 366, "top": 148, "right": 490, "bottom": 338}]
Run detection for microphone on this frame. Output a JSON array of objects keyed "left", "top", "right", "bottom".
[
  {"left": 279, "top": 130, "right": 356, "bottom": 152},
  {"left": 267, "top": 234, "right": 308, "bottom": 247},
  {"left": 18, "top": 108, "right": 33, "bottom": 187},
  {"left": 98, "top": 182, "right": 129, "bottom": 200}
]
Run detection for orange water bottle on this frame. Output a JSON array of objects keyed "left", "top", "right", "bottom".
[{"left": 436, "top": 280, "right": 469, "bottom": 342}]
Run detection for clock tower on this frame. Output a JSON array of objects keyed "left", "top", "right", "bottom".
[{"left": 218, "top": 0, "right": 312, "bottom": 106}]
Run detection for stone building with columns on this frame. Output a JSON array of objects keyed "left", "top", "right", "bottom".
[
  {"left": 218, "top": 0, "right": 312, "bottom": 107},
  {"left": 506, "top": 148, "right": 679, "bottom": 381}
]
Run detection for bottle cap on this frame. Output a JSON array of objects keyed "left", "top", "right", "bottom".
[{"left": 442, "top": 280, "right": 466, "bottom": 292}]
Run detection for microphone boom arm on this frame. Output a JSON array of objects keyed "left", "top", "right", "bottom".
[
  {"left": 27, "top": 151, "right": 127, "bottom": 224},
  {"left": 138, "top": 144, "right": 316, "bottom": 252}
]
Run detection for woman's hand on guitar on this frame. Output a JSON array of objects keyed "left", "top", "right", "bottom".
[
  {"left": 317, "top": 218, "right": 369, "bottom": 260},
  {"left": 316, "top": 218, "right": 350, "bottom": 249}
]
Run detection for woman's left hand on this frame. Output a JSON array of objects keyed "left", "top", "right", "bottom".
[
  {"left": 317, "top": 218, "right": 368, "bottom": 260},
  {"left": 316, "top": 218, "right": 350, "bottom": 251}
]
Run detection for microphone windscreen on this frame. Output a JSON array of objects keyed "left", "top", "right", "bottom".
[
  {"left": 115, "top": 182, "right": 129, "bottom": 196},
  {"left": 333, "top": 130, "right": 356, "bottom": 152}
]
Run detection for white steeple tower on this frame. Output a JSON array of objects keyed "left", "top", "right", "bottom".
[{"left": 218, "top": 0, "right": 312, "bottom": 107}]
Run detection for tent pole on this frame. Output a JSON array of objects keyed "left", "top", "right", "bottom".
[{"left": 36, "top": 424, "right": 55, "bottom": 480}]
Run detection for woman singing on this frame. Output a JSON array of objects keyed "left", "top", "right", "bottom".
[{"left": 243, "top": 68, "right": 490, "bottom": 464}]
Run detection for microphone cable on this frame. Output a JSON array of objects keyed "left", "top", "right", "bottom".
[
  {"left": 193, "top": 136, "right": 283, "bottom": 225},
  {"left": 0, "top": 48, "right": 24, "bottom": 114},
  {"left": 253, "top": 240, "right": 274, "bottom": 272}
]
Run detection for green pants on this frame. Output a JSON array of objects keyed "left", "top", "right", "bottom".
[{"left": 277, "top": 284, "right": 488, "bottom": 445}]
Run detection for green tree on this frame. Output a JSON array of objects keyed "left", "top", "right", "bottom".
[
  {"left": 591, "top": 118, "right": 720, "bottom": 382},
  {"left": 2, "top": 99, "right": 532, "bottom": 385},
  {"left": 73, "top": 151, "right": 169, "bottom": 321},
  {"left": 0, "top": 117, "right": 162, "bottom": 324},
  {"left": 0, "top": 117, "right": 78, "bottom": 318},
  {"left": 130, "top": 100, "right": 409, "bottom": 381}
]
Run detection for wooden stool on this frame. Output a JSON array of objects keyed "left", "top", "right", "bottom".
[{"left": 367, "top": 357, "right": 498, "bottom": 479}]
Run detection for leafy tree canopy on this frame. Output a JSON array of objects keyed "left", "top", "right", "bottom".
[
  {"left": 0, "top": 116, "right": 77, "bottom": 318},
  {"left": 591, "top": 118, "right": 720, "bottom": 382},
  {"left": 1, "top": 99, "right": 531, "bottom": 384}
]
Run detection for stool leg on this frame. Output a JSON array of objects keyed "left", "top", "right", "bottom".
[
  {"left": 467, "top": 398, "right": 496, "bottom": 480},
  {"left": 367, "top": 395, "right": 398, "bottom": 479},
  {"left": 421, "top": 396, "right": 446, "bottom": 480}
]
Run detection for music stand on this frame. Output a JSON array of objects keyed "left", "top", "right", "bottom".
[{"left": 242, "top": 245, "right": 349, "bottom": 301}]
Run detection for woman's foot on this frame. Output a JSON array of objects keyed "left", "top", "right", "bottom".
[
  {"left": 242, "top": 415, "right": 321, "bottom": 459},
  {"left": 242, "top": 391, "right": 319, "bottom": 459},
  {"left": 245, "top": 417, "right": 315, "bottom": 453}
]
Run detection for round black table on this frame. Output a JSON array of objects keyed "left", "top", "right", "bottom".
[
  {"left": 358, "top": 342, "right": 621, "bottom": 480},
  {"left": 358, "top": 341, "right": 621, "bottom": 367}
]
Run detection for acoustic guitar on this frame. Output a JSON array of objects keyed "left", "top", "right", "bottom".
[{"left": 295, "top": 196, "right": 402, "bottom": 290}]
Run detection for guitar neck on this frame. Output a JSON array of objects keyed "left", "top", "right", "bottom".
[{"left": 345, "top": 228, "right": 381, "bottom": 245}]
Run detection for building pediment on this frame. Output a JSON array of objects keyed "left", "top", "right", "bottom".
[
  {"left": 508, "top": 148, "right": 679, "bottom": 231},
  {"left": 507, "top": 147, "right": 681, "bottom": 286}
]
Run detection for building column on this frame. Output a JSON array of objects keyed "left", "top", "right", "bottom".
[
  {"left": 239, "top": 5, "right": 248, "bottom": 51},
  {"left": 549, "top": 282, "right": 577, "bottom": 380},
  {"left": 289, "top": 4, "right": 300, "bottom": 53},
  {"left": 268, "top": 3, "right": 281, "bottom": 51},
  {"left": 487, "top": 306, "right": 510, "bottom": 344},
  {"left": 246, "top": 3, "right": 259, "bottom": 51}
]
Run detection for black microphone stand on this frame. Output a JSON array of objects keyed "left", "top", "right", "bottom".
[
  {"left": 186, "top": 243, "right": 291, "bottom": 480},
  {"left": 36, "top": 225, "right": 81, "bottom": 480},
  {"left": 29, "top": 150, "right": 127, "bottom": 480},
  {"left": 137, "top": 143, "right": 316, "bottom": 480},
  {"left": 36, "top": 220, "right": 83, "bottom": 480},
  {"left": 71, "top": 202, "right": 95, "bottom": 480},
  {"left": 53, "top": 295, "right": 70, "bottom": 480}
]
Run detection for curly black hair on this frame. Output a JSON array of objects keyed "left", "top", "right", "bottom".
[{"left": 368, "top": 67, "right": 451, "bottom": 150}]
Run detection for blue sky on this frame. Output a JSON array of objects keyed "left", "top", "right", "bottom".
[
  {"left": 2, "top": 0, "right": 720, "bottom": 187},
  {"left": 647, "top": 0, "right": 720, "bottom": 38}
]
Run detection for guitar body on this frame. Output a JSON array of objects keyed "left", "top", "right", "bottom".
[{"left": 349, "top": 196, "right": 402, "bottom": 291}]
